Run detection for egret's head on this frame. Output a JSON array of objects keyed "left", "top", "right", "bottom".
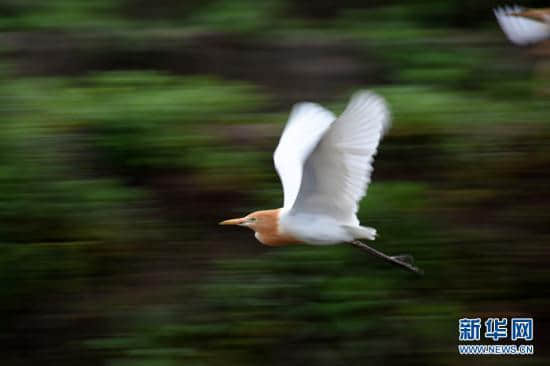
[{"left": 219, "top": 210, "right": 277, "bottom": 232}]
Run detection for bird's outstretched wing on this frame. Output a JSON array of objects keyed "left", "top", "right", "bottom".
[
  {"left": 494, "top": 6, "right": 550, "bottom": 45},
  {"left": 274, "top": 102, "right": 336, "bottom": 211},
  {"left": 290, "top": 91, "right": 390, "bottom": 224}
]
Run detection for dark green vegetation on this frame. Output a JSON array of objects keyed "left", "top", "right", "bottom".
[{"left": 1, "top": 1, "right": 549, "bottom": 365}]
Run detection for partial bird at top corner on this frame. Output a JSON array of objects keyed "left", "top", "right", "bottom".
[{"left": 494, "top": 5, "right": 550, "bottom": 46}]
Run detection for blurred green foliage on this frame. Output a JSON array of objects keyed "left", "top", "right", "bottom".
[{"left": 1, "top": 0, "right": 549, "bottom": 365}]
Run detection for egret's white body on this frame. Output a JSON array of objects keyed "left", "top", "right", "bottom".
[
  {"left": 279, "top": 214, "right": 355, "bottom": 245},
  {"left": 494, "top": 5, "right": 550, "bottom": 45}
]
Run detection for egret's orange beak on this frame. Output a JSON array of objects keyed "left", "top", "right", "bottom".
[{"left": 219, "top": 217, "right": 247, "bottom": 226}]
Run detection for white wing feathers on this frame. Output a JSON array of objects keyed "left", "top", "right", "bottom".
[
  {"left": 494, "top": 6, "right": 550, "bottom": 45},
  {"left": 291, "top": 91, "right": 390, "bottom": 224},
  {"left": 274, "top": 102, "right": 336, "bottom": 211},
  {"left": 274, "top": 91, "right": 390, "bottom": 225}
]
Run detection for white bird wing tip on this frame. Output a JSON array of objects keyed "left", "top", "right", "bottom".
[{"left": 349, "top": 89, "right": 392, "bottom": 133}]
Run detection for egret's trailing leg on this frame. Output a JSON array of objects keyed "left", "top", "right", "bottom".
[{"left": 350, "top": 240, "right": 423, "bottom": 275}]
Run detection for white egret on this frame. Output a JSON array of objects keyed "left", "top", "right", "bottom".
[
  {"left": 494, "top": 5, "right": 550, "bottom": 45},
  {"left": 220, "top": 91, "right": 422, "bottom": 274}
]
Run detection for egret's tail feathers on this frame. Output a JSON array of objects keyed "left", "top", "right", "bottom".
[{"left": 344, "top": 225, "right": 377, "bottom": 240}]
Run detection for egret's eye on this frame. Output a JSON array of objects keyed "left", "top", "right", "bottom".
[{"left": 248, "top": 217, "right": 257, "bottom": 222}]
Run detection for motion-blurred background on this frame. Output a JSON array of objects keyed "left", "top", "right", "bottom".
[{"left": 1, "top": 1, "right": 549, "bottom": 365}]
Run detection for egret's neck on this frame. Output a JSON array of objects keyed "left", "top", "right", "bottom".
[{"left": 252, "top": 208, "right": 299, "bottom": 246}]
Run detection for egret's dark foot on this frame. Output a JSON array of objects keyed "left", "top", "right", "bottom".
[
  {"left": 392, "top": 254, "right": 423, "bottom": 275},
  {"left": 350, "top": 240, "right": 424, "bottom": 275},
  {"left": 391, "top": 254, "right": 415, "bottom": 266}
]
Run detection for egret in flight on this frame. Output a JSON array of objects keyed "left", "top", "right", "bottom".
[
  {"left": 220, "top": 91, "right": 422, "bottom": 274},
  {"left": 494, "top": 5, "right": 550, "bottom": 45}
]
